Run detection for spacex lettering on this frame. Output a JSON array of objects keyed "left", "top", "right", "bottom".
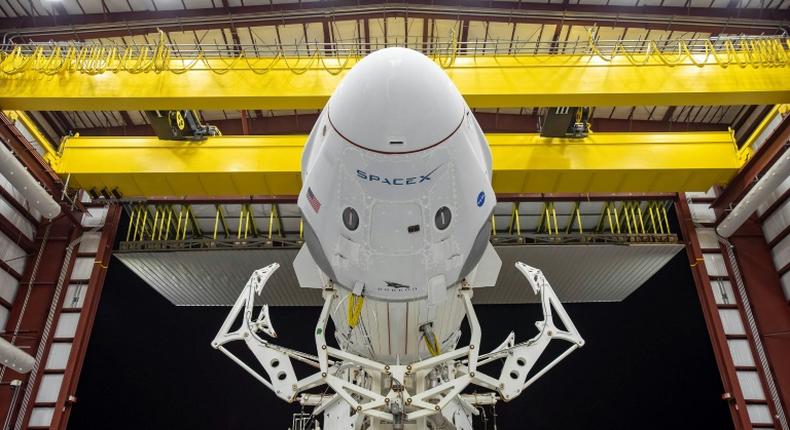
[{"left": 356, "top": 165, "right": 441, "bottom": 186}]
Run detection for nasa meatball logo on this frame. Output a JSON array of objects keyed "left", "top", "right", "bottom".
[
  {"left": 476, "top": 191, "right": 486, "bottom": 207},
  {"left": 356, "top": 165, "right": 441, "bottom": 186}
]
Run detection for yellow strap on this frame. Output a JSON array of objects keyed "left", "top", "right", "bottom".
[
  {"left": 347, "top": 295, "right": 364, "bottom": 328},
  {"left": 423, "top": 333, "right": 441, "bottom": 357}
]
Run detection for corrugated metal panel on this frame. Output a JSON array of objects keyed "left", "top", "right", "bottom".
[
  {"left": 771, "top": 233, "right": 790, "bottom": 271},
  {"left": 28, "top": 408, "right": 54, "bottom": 428},
  {"left": 0, "top": 269, "right": 19, "bottom": 304},
  {"left": 711, "top": 279, "right": 736, "bottom": 305},
  {"left": 45, "top": 343, "right": 72, "bottom": 371},
  {"left": 35, "top": 374, "right": 63, "bottom": 403},
  {"left": 747, "top": 404, "right": 774, "bottom": 425},
  {"left": 689, "top": 202, "right": 716, "bottom": 223},
  {"left": 728, "top": 339, "right": 756, "bottom": 367},
  {"left": 0, "top": 231, "right": 27, "bottom": 275},
  {"left": 703, "top": 253, "right": 728, "bottom": 277},
  {"left": 116, "top": 243, "right": 682, "bottom": 306},
  {"left": 0, "top": 307, "right": 9, "bottom": 331},
  {"left": 695, "top": 228, "right": 720, "bottom": 249},
  {"left": 720, "top": 309, "right": 747, "bottom": 336},
  {"left": 0, "top": 197, "right": 34, "bottom": 240},
  {"left": 737, "top": 371, "right": 767, "bottom": 401},
  {"left": 763, "top": 198, "right": 790, "bottom": 242},
  {"left": 474, "top": 244, "right": 684, "bottom": 304},
  {"left": 116, "top": 248, "right": 311, "bottom": 306}
]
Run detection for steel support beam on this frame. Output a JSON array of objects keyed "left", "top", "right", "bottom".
[
  {"left": 0, "top": 213, "right": 34, "bottom": 254},
  {"left": 134, "top": 192, "right": 675, "bottom": 206},
  {"left": 0, "top": 112, "right": 63, "bottom": 198},
  {"left": 724, "top": 218, "right": 790, "bottom": 428},
  {"left": 0, "top": 216, "right": 81, "bottom": 429},
  {"left": 50, "top": 131, "right": 742, "bottom": 197},
  {"left": 2, "top": 56, "right": 789, "bottom": 111},
  {"left": 675, "top": 195, "right": 753, "bottom": 430},
  {"left": 50, "top": 205, "right": 121, "bottom": 430},
  {"left": 0, "top": 186, "right": 40, "bottom": 227},
  {"left": 67, "top": 113, "right": 729, "bottom": 136},
  {"left": 0, "top": 1, "right": 783, "bottom": 40}
]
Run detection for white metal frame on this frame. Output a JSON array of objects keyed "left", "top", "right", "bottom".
[{"left": 213, "top": 261, "right": 584, "bottom": 429}]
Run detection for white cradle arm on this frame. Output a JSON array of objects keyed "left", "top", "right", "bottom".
[
  {"left": 212, "top": 261, "right": 584, "bottom": 429},
  {"left": 477, "top": 262, "right": 585, "bottom": 401},
  {"left": 212, "top": 263, "right": 326, "bottom": 402}
]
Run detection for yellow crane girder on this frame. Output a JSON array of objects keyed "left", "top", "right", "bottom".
[
  {"left": 1, "top": 54, "right": 789, "bottom": 110},
  {"left": 50, "top": 131, "right": 742, "bottom": 197}
]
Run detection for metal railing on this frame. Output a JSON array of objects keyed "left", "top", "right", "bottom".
[
  {"left": 119, "top": 199, "right": 677, "bottom": 252},
  {"left": 2, "top": 33, "right": 787, "bottom": 75},
  {"left": 491, "top": 232, "right": 678, "bottom": 245}
]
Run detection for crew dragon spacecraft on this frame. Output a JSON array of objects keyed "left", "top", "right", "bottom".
[{"left": 213, "top": 47, "right": 584, "bottom": 430}]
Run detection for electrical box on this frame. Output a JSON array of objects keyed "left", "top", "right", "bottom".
[{"left": 540, "top": 107, "right": 590, "bottom": 138}]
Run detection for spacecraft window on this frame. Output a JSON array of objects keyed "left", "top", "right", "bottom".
[
  {"left": 435, "top": 206, "right": 452, "bottom": 230},
  {"left": 342, "top": 207, "right": 359, "bottom": 231}
]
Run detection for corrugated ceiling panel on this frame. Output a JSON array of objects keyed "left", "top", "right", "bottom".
[
  {"left": 486, "top": 22, "right": 515, "bottom": 42},
  {"left": 334, "top": 20, "right": 360, "bottom": 44},
  {"left": 467, "top": 21, "right": 488, "bottom": 41},
  {"left": 610, "top": 106, "right": 633, "bottom": 119},
  {"left": 79, "top": 0, "right": 104, "bottom": 14},
  {"left": 28, "top": 0, "right": 52, "bottom": 15},
  {"left": 367, "top": 18, "right": 385, "bottom": 46},
  {"left": 595, "top": 26, "right": 627, "bottom": 40},
  {"left": 183, "top": 0, "right": 214, "bottom": 8},
  {"left": 631, "top": 106, "right": 653, "bottom": 120},
  {"left": 104, "top": 0, "right": 131, "bottom": 12},
  {"left": 61, "top": 0, "right": 85, "bottom": 14},
  {"left": 434, "top": 20, "right": 461, "bottom": 42},
  {"left": 386, "top": 17, "right": 407, "bottom": 45},
  {"left": 305, "top": 22, "right": 324, "bottom": 45},
  {"left": 128, "top": 0, "right": 155, "bottom": 11},
  {"left": 406, "top": 19, "right": 425, "bottom": 50},
  {"left": 116, "top": 244, "right": 682, "bottom": 306},
  {"left": 249, "top": 26, "right": 280, "bottom": 47},
  {"left": 280, "top": 23, "right": 306, "bottom": 46}
]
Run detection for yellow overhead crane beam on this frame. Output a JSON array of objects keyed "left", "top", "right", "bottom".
[
  {"left": 50, "top": 131, "right": 742, "bottom": 197},
  {"left": 1, "top": 38, "right": 789, "bottom": 110}
]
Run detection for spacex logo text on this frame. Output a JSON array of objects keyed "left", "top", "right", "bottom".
[{"left": 356, "top": 165, "right": 441, "bottom": 186}]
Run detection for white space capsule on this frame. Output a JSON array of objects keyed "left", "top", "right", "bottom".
[
  {"left": 215, "top": 48, "right": 582, "bottom": 429},
  {"left": 298, "top": 47, "right": 498, "bottom": 304}
]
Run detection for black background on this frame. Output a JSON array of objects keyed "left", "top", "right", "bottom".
[{"left": 68, "top": 245, "right": 733, "bottom": 429}]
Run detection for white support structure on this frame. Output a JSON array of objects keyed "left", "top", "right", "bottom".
[{"left": 213, "top": 262, "right": 583, "bottom": 430}]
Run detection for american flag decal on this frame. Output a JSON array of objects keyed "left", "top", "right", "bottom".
[{"left": 306, "top": 187, "right": 321, "bottom": 213}]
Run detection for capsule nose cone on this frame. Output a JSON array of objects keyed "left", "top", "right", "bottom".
[{"left": 328, "top": 47, "right": 465, "bottom": 154}]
